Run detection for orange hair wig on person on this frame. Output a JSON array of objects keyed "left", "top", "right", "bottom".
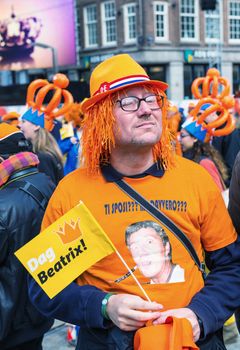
[
  {"left": 81, "top": 85, "right": 175, "bottom": 175},
  {"left": 167, "top": 104, "right": 181, "bottom": 134}
]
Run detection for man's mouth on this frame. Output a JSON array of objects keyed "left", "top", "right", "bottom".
[
  {"left": 139, "top": 260, "right": 151, "bottom": 267},
  {"left": 136, "top": 122, "right": 155, "bottom": 128}
]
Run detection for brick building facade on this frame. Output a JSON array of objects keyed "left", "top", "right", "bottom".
[
  {"left": 76, "top": 0, "right": 240, "bottom": 102},
  {"left": 1, "top": 0, "right": 240, "bottom": 105}
]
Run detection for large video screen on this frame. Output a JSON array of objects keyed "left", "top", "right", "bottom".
[{"left": 0, "top": 0, "right": 76, "bottom": 70}]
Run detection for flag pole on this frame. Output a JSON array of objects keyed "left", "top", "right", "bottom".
[
  {"left": 115, "top": 250, "right": 151, "bottom": 302},
  {"left": 78, "top": 201, "right": 151, "bottom": 302}
]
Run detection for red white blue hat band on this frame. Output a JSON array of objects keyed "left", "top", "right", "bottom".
[{"left": 94, "top": 75, "right": 150, "bottom": 95}]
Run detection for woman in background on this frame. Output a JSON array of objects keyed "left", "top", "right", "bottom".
[
  {"left": 20, "top": 118, "right": 64, "bottom": 185},
  {"left": 58, "top": 102, "right": 84, "bottom": 175},
  {"left": 179, "top": 118, "right": 228, "bottom": 191}
]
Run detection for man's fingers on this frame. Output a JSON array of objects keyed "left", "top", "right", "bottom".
[
  {"left": 121, "top": 324, "right": 143, "bottom": 331},
  {"left": 107, "top": 294, "right": 163, "bottom": 330},
  {"left": 123, "top": 309, "right": 162, "bottom": 322},
  {"left": 124, "top": 297, "right": 163, "bottom": 311},
  {"left": 118, "top": 318, "right": 146, "bottom": 330}
]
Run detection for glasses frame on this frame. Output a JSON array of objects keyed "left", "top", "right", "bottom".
[{"left": 116, "top": 94, "right": 165, "bottom": 112}]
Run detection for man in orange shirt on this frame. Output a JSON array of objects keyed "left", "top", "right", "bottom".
[{"left": 29, "top": 54, "right": 240, "bottom": 350}]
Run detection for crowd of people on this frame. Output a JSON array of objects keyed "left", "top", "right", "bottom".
[{"left": 0, "top": 53, "right": 240, "bottom": 350}]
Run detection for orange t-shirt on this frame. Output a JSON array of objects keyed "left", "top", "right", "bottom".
[{"left": 41, "top": 156, "right": 236, "bottom": 311}]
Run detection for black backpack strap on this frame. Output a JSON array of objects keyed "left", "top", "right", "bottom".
[
  {"left": 17, "top": 180, "right": 48, "bottom": 210},
  {"left": 115, "top": 179, "right": 205, "bottom": 276}
]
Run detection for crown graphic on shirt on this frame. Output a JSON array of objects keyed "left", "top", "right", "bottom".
[{"left": 55, "top": 218, "right": 82, "bottom": 244}]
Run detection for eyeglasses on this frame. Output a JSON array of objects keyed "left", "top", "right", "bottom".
[{"left": 116, "top": 94, "right": 165, "bottom": 112}]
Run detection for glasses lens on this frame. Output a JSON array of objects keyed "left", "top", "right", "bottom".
[
  {"left": 118, "top": 94, "right": 164, "bottom": 112},
  {"left": 120, "top": 97, "right": 139, "bottom": 111},
  {"left": 145, "top": 95, "right": 163, "bottom": 109}
]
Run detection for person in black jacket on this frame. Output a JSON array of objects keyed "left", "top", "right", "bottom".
[
  {"left": 228, "top": 150, "right": 240, "bottom": 333},
  {"left": 228, "top": 151, "right": 240, "bottom": 234},
  {"left": 0, "top": 123, "right": 56, "bottom": 350},
  {"left": 212, "top": 128, "right": 240, "bottom": 187}
]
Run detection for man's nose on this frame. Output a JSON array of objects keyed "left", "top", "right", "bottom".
[{"left": 137, "top": 100, "right": 152, "bottom": 114}]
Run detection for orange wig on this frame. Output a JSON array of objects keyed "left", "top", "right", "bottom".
[{"left": 81, "top": 85, "right": 175, "bottom": 175}]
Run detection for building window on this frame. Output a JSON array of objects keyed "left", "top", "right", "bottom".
[
  {"left": 123, "top": 3, "right": 137, "bottom": 44},
  {"left": 101, "top": 1, "right": 117, "bottom": 46},
  {"left": 153, "top": 1, "right": 168, "bottom": 42},
  {"left": 144, "top": 65, "right": 166, "bottom": 84},
  {"left": 205, "top": 2, "right": 221, "bottom": 42},
  {"left": 180, "top": 0, "right": 199, "bottom": 42},
  {"left": 233, "top": 64, "right": 240, "bottom": 94},
  {"left": 184, "top": 64, "right": 208, "bottom": 98},
  {"left": 229, "top": 1, "right": 240, "bottom": 42},
  {"left": 84, "top": 5, "right": 98, "bottom": 48},
  {"left": 75, "top": 4, "right": 82, "bottom": 49}
]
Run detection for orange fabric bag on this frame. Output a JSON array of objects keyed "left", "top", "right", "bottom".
[{"left": 134, "top": 317, "right": 199, "bottom": 350}]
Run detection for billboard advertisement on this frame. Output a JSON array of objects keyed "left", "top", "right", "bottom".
[{"left": 0, "top": 0, "right": 76, "bottom": 70}]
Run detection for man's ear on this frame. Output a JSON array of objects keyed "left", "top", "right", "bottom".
[{"left": 165, "top": 242, "right": 171, "bottom": 257}]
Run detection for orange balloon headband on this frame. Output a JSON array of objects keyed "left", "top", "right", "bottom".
[
  {"left": 22, "top": 73, "right": 74, "bottom": 131},
  {"left": 190, "top": 68, "right": 235, "bottom": 137},
  {"left": 64, "top": 102, "right": 84, "bottom": 128}
]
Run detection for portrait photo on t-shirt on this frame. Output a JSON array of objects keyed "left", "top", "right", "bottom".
[{"left": 124, "top": 220, "right": 185, "bottom": 284}]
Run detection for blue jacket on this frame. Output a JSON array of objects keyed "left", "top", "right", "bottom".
[{"left": 58, "top": 133, "right": 79, "bottom": 176}]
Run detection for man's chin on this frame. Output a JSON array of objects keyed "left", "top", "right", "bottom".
[{"left": 131, "top": 137, "right": 161, "bottom": 146}]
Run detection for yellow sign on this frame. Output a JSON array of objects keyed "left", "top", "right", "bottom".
[
  {"left": 15, "top": 202, "right": 116, "bottom": 298},
  {"left": 60, "top": 122, "right": 74, "bottom": 140}
]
